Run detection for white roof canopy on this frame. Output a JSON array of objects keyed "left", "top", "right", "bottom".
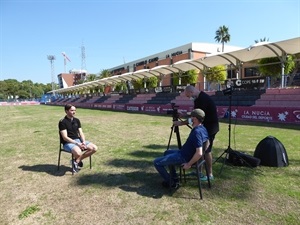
[{"left": 53, "top": 37, "right": 300, "bottom": 94}]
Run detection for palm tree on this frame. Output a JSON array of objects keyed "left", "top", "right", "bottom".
[
  {"left": 214, "top": 25, "right": 230, "bottom": 52},
  {"left": 85, "top": 74, "right": 97, "bottom": 82},
  {"left": 255, "top": 37, "right": 269, "bottom": 43},
  {"left": 99, "top": 69, "right": 111, "bottom": 79}
]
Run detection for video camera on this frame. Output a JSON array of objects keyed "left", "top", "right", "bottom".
[
  {"left": 222, "top": 87, "right": 233, "bottom": 96},
  {"left": 167, "top": 103, "right": 179, "bottom": 120}
]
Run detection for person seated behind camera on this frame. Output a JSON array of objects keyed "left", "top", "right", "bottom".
[{"left": 153, "top": 109, "right": 208, "bottom": 188}]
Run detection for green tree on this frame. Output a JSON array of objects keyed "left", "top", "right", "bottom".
[
  {"left": 31, "top": 86, "right": 44, "bottom": 98},
  {"left": 0, "top": 79, "right": 52, "bottom": 100},
  {"left": 173, "top": 70, "right": 198, "bottom": 85},
  {"left": 0, "top": 80, "right": 8, "bottom": 99},
  {"left": 131, "top": 79, "right": 143, "bottom": 90},
  {"left": 5, "top": 79, "right": 20, "bottom": 99},
  {"left": 115, "top": 82, "right": 127, "bottom": 93},
  {"left": 16, "top": 90, "right": 30, "bottom": 99},
  {"left": 205, "top": 65, "right": 227, "bottom": 83},
  {"left": 85, "top": 74, "right": 98, "bottom": 82},
  {"left": 99, "top": 69, "right": 111, "bottom": 79},
  {"left": 44, "top": 83, "right": 52, "bottom": 93},
  {"left": 214, "top": 25, "right": 230, "bottom": 52},
  {"left": 258, "top": 55, "right": 295, "bottom": 85},
  {"left": 146, "top": 76, "right": 158, "bottom": 88}
]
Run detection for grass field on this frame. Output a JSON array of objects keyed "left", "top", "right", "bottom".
[{"left": 0, "top": 105, "right": 299, "bottom": 225}]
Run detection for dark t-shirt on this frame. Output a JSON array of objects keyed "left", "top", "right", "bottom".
[
  {"left": 180, "top": 125, "right": 208, "bottom": 162},
  {"left": 58, "top": 116, "right": 82, "bottom": 144},
  {"left": 194, "top": 91, "right": 219, "bottom": 136}
]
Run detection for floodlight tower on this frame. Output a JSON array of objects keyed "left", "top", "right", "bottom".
[
  {"left": 47, "top": 55, "right": 56, "bottom": 95},
  {"left": 81, "top": 42, "right": 86, "bottom": 72},
  {"left": 81, "top": 42, "right": 87, "bottom": 80}
]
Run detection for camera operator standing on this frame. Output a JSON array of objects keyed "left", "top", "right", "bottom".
[{"left": 173, "top": 85, "right": 219, "bottom": 181}]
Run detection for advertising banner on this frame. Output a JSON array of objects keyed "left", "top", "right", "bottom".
[{"left": 217, "top": 106, "right": 300, "bottom": 124}]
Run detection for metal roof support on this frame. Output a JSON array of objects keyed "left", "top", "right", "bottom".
[
  {"left": 216, "top": 54, "right": 237, "bottom": 68},
  {"left": 268, "top": 44, "right": 287, "bottom": 88},
  {"left": 249, "top": 42, "right": 288, "bottom": 88}
]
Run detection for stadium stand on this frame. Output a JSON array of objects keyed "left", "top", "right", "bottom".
[
  {"left": 255, "top": 88, "right": 300, "bottom": 107},
  {"left": 115, "top": 94, "right": 137, "bottom": 104},
  {"left": 146, "top": 92, "right": 180, "bottom": 105},
  {"left": 128, "top": 93, "right": 156, "bottom": 104},
  {"left": 210, "top": 89, "right": 265, "bottom": 106}
]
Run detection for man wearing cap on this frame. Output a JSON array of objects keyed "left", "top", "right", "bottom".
[
  {"left": 174, "top": 85, "right": 219, "bottom": 181},
  {"left": 154, "top": 109, "right": 209, "bottom": 188}
]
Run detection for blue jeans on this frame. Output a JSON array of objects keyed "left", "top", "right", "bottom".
[{"left": 153, "top": 149, "right": 186, "bottom": 184}]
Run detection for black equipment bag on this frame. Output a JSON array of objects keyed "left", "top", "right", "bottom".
[
  {"left": 228, "top": 150, "right": 261, "bottom": 167},
  {"left": 254, "top": 136, "right": 289, "bottom": 167}
]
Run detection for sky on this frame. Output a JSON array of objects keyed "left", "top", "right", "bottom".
[{"left": 0, "top": 0, "right": 299, "bottom": 84}]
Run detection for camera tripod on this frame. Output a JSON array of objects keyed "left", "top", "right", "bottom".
[
  {"left": 214, "top": 88, "right": 253, "bottom": 174},
  {"left": 166, "top": 109, "right": 193, "bottom": 150},
  {"left": 167, "top": 117, "right": 182, "bottom": 150}
]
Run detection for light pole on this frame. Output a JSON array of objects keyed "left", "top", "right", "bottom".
[{"left": 47, "top": 55, "right": 56, "bottom": 95}]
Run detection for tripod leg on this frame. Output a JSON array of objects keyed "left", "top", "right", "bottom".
[
  {"left": 213, "top": 149, "right": 227, "bottom": 164},
  {"left": 167, "top": 126, "right": 174, "bottom": 150},
  {"left": 218, "top": 148, "right": 231, "bottom": 174}
]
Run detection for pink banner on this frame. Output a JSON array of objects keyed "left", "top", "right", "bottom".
[
  {"left": 0, "top": 101, "right": 39, "bottom": 106},
  {"left": 217, "top": 106, "right": 300, "bottom": 124},
  {"left": 43, "top": 101, "right": 300, "bottom": 125},
  {"left": 93, "top": 103, "right": 113, "bottom": 109}
]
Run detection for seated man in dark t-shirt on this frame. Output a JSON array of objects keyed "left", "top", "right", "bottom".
[{"left": 59, "top": 104, "right": 97, "bottom": 173}]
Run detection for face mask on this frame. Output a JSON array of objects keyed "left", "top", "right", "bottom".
[
  {"left": 188, "top": 118, "right": 193, "bottom": 125},
  {"left": 189, "top": 96, "right": 195, "bottom": 101}
]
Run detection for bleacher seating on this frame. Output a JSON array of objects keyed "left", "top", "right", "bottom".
[
  {"left": 291, "top": 73, "right": 300, "bottom": 86},
  {"left": 79, "top": 96, "right": 93, "bottom": 103},
  {"left": 70, "top": 97, "right": 83, "bottom": 103},
  {"left": 255, "top": 88, "right": 300, "bottom": 107},
  {"left": 146, "top": 92, "right": 180, "bottom": 105},
  {"left": 128, "top": 93, "right": 156, "bottom": 104},
  {"left": 171, "top": 92, "right": 192, "bottom": 106},
  {"left": 84, "top": 96, "right": 101, "bottom": 104},
  {"left": 210, "top": 89, "right": 265, "bottom": 106},
  {"left": 48, "top": 87, "right": 300, "bottom": 111},
  {"left": 94, "top": 96, "right": 110, "bottom": 103},
  {"left": 115, "top": 94, "right": 137, "bottom": 104},
  {"left": 102, "top": 95, "right": 122, "bottom": 104}
]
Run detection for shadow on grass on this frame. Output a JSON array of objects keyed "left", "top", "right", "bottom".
[
  {"left": 19, "top": 164, "right": 72, "bottom": 176},
  {"left": 142, "top": 144, "right": 166, "bottom": 150},
  {"left": 129, "top": 149, "right": 162, "bottom": 159},
  {"left": 109, "top": 147, "right": 262, "bottom": 200},
  {"left": 77, "top": 171, "right": 166, "bottom": 199},
  {"left": 76, "top": 154, "right": 261, "bottom": 201},
  {"left": 105, "top": 158, "right": 154, "bottom": 169}
]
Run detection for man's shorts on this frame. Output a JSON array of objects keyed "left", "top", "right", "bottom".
[{"left": 63, "top": 139, "right": 90, "bottom": 152}]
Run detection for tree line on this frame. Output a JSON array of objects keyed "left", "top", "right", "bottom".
[{"left": 0, "top": 79, "right": 52, "bottom": 101}]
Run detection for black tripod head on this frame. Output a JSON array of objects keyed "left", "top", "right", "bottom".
[
  {"left": 166, "top": 103, "right": 180, "bottom": 121},
  {"left": 222, "top": 86, "right": 234, "bottom": 96}
]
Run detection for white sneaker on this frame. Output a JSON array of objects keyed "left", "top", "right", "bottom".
[{"left": 70, "top": 160, "right": 79, "bottom": 173}]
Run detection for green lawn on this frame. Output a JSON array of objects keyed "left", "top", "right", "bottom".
[{"left": 0, "top": 105, "right": 299, "bottom": 225}]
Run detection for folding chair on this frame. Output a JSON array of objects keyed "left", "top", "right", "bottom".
[
  {"left": 170, "top": 141, "right": 211, "bottom": 200},
  {"left": 57, "top": 132, "right": 92, "bottom": 175}
]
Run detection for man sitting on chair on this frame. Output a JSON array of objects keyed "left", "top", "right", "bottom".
[
  {"left": 153, "top": 108, "right": 208, "bottom": 188},
  {"left": 59, "top": 104, "right": 97, "bottom": 173}
]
